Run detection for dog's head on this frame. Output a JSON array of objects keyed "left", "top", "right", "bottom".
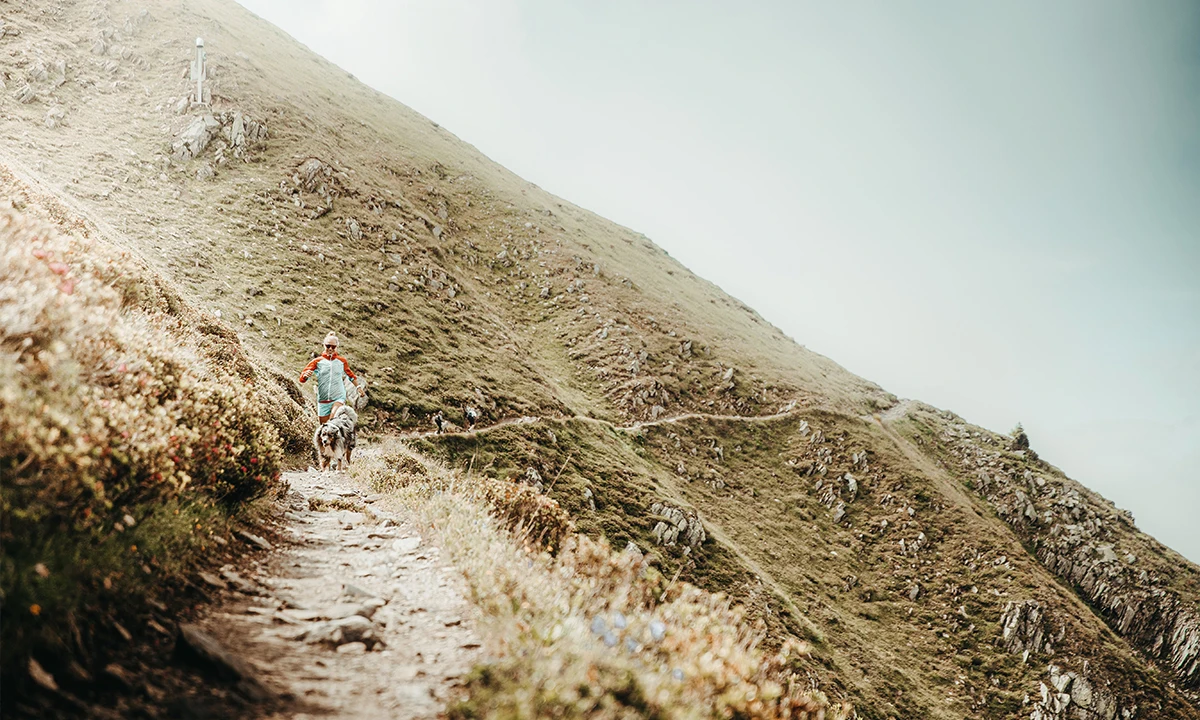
[{"left": 317, "top": 423, "right": 340, "bottom": 452}]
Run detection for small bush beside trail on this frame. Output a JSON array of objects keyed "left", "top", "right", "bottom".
[{"left": 0, "top": 209, "right": 297, "bottom": 672}]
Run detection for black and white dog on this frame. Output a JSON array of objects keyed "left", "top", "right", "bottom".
[{"left": 314, "top": 404, "right": 358, "bottom": 471}]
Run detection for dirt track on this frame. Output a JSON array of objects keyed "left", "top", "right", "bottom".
[{"left": 190, "top": 448, "right": 482, "bottom": 719}]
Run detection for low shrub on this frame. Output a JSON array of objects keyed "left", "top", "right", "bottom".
[
  {"left": 0, "top": 208, "right": 290, "bottom": 671},
  {"left": 477, "top": 477, "right": 575, "bottom": 552}
]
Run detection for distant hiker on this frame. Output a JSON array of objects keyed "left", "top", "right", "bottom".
[
  {"left": 464, "top": 405, "right": 480, "bottom": 431},
  {"left": 433, "top": 411, "right": 447, "bottom": 435},
  {"left": 298, "top": 332, "right": 365, "bottom": 424}
]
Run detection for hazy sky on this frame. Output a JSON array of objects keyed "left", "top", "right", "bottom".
[{"left": 236, "top": 0, "right": 1199, "bottom": 562}]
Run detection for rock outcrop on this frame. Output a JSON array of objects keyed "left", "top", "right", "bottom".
[
  {"left": 999, "top": 600, "right": 1051, "bottom": 657},
  {"left": 650, "top": 501, "right": 706, "bottom": 549},
  {"left": 172, "top": 111, "right": 267, "bottom": 163},
  {"left": 929, "top": 411, "right": 1200, "bottom": 690},
  {"left": 1029, "top": 665, "right": 1136, "bottom": 720}
]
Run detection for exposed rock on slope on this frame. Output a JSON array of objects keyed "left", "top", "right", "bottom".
[{"left": 910, "top": 405, "right": 1200, "bottom": 690}]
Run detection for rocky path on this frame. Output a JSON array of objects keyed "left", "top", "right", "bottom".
[
  {"left": 187, "top": 459, "right": 483, "bottom": 719},
  {"left": 875, "top": 398, "right": 917, "bottom": 424}
]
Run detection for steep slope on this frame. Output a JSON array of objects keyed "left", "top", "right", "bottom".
[
  {"left": 0, "top": 164, "right": 312, "bottom": 715},
  {"left": 2, "top": 0, "right": 1197, "bottom": 717}
]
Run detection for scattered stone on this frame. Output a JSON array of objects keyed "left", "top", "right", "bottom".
[
  {"left": 219, "top": 569, "right": 261, "bottom": 595},
  {"left": 44, "top": 107, "right": 66, "bottom": 128},
  {"left": 103, "top": 663, "right": 135, "bottom": 690},
  {"left": 304, "top": 615, "right": 379, "bottom": 647},
  {"left": 394, "top": 537, "right": 421, "bottom": 554},
  {"left": 234, "top": 529, "right": 273, "bottom": 550},
  {"left": 343, "top": 583, "right": 377, "bottom": 598},
  {"left": 113, "top": 620, "right": 132, "bottom": 642},
  {"left": 336, "top": 641, "right": 367, "bottom": 654},
  {"left": 197, "top": 571, "right": 227, "bottom": 590},
  {"left": 28, "top": 659, "right": 58, "bottom": 691},
  {"left": 176, "top": 624, "right": 263, "bottom": 688},
  {"left": 324, "top": 602, "right": 380, "bottom": 620}
]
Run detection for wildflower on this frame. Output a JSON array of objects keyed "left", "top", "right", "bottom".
[{"left": 30, "top": 604, "right": 42, "bottom": 616}]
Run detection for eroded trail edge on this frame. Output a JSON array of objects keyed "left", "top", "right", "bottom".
[{"left": 190, "top": 454, "right": 482, "bottom": 719}]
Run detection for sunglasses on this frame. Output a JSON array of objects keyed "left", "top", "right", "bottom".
[{"left": 325, "top": 344, "right": 337, "bottom": 349}]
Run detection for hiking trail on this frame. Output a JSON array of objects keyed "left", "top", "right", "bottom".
[
  {"left": 400, "top": 400, "right": 808, "bottom": 441},
  {"left": 188, "top": 444, "right": 482, "bottom": 719}
]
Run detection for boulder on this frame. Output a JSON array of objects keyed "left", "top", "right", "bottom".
[{"left": 173, "top": 114, "right": 219, "bottom": 161}]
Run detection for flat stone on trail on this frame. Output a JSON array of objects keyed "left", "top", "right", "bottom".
[
  {"left": 234, "top": 528, "right": 274, "bottom": 552},
  {"left": 221, "top": 569, "right": 262, "bottom": 595},
  {"left": 176, "top": 623, "right": 261, "bottom": 685},
  {"left": 235, "top": 529, "right": 274, "bottom": 550},
  {"left": 198, "top": 571, "right": 228, "bottom": 590},
  {"left": 394, "top": 537, "right": 421, "bottom": 553},
  {"left": 304, "top": 615, "right": 379, "bottom": 646},
  {"left": 337, "top": 510, "right": 366, "bottom": 525},
  {"left": 336, "top": 641, "right": 367, "bottom": 654},
  {"left": 325, "top": 602, "right": 380, "bottom": 620},
  {"left": 343, "top": 582, "right": 379, "bottom": 598}
]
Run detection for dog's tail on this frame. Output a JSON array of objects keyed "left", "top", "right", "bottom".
[{"left": 334, "top": 404, "right": 358, "bottom": 424}]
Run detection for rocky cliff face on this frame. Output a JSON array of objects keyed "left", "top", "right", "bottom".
[{"left": 906, "top": 405, "right": 1200, "bottom": 697}]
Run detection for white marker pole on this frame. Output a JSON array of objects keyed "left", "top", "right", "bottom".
[{"left": 191, "top": 37, "right": 206, "bottom": 104}]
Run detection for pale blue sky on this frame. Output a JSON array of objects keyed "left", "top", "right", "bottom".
[{"left": 236, "top": 0, "right": 1200, "bottom": 562}]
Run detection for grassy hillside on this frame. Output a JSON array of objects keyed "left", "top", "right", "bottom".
[
  {"left": 0, "top": 166, "right": 312, "bottom": 694},
  {"left": 1, "top": 0, "right": 1196, "bottom": 716}
]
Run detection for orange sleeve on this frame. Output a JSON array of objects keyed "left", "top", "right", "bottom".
[
  {"left": 338, "top": 354, "right": 359, "bottom": 382},
  {"left": 298, "top": 357, "right": 320, "bottom": 383}
]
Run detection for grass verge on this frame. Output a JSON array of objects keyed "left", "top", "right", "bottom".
[{"left": 353, "top": 440, "right": 849, "bottom": 719}]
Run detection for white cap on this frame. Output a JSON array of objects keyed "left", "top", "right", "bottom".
[{"left": 323, "top": 332, "right": 339, "bottom": 347}]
